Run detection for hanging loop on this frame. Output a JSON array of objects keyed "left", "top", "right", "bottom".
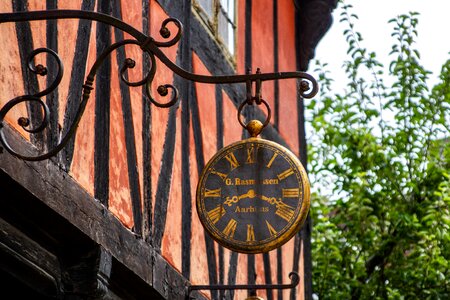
[{"left": 238, "top": 98, "right": 271, "bottom": 137}]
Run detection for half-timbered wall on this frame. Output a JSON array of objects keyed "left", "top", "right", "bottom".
[{"left": 0, "top": 0, "right": 337, "bottom": 299}]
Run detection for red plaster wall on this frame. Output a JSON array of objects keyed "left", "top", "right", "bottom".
[
  {"left": 277, "top": 1, "right": 300, "bottom": 154},
  {"left": 252, "top": 0, "right": 275, "bottom": 113}
]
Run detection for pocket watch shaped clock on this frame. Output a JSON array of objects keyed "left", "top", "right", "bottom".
[{"left": 196, "top": 135, "right": 310, "bottom": 253}]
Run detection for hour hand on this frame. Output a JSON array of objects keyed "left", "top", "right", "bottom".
[
  {"left": 224, "top": 189, "right": 257, "bottom": 206},
  {"left": 244, "top": 189, "right": 256, "bottom": 199}
]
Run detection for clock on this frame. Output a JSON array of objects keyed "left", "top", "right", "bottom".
[{"left": 196, "top": 136, "right": 310, "bottom": 253}]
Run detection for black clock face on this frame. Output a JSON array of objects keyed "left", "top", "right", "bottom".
[{"left": 196, "top": 137, "right": 310, "bottom": 253}]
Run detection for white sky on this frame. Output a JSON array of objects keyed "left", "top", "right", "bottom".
[{"left": 313, "top": 0, "right": 450, "bottom": 89}]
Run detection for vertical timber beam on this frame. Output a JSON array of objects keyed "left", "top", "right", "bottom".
[
  {"left": 60, "top": 0, "right": 95, "bottom": 170},
  {"left": 180, "top": 0, "right": 193, "bottom": 280},
  {"left": 94, "top": 0, "right": 112, "bottom": 207}
]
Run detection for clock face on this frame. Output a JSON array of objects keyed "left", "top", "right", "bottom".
[{"left": 196, "top": 137, "right": 310, "bottom": 253}]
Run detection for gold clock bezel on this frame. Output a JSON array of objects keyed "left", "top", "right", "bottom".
[{"left": 196, "top": 137, "right": 310, "bottom": 253}]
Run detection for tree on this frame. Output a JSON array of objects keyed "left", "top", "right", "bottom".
[{"left": 308, "top": 3, "right": 450, "bottom": 299}]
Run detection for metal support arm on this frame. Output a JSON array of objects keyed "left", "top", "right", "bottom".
[{"left": 0, "top": 9, "right": 318, "bottom": 161}]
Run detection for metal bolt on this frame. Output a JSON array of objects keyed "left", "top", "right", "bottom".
[
  {"left": 157, "top": 85, "right": 168, "bottom": 96},
  {"left": 160, "top": 27, "right": 170, "bottom": 38},
  {"left": 18, "top": 117, "right": 30, "bottom": 127},
  {"left": 35, "top": 64, "right": 48, "bottom": 76},
  {"left": 300, "top": 80, "right": 310, "bottom": 92},
  {"left": 125, "top": 58, "right": 136, "bottom": 68}
]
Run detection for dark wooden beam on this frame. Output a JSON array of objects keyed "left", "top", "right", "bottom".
[
  {"left": 152, "top": 104, "right": 178, "bottom": 250},
  {"left": 190, "top": 82, "right": 219, "bottom": 299},
  {"left": 178, "top": 0, "right": 193, "bottom": 280},
  {"left": 60, "top": 0, "right": 95, "bottom": 170},
  {"left": 0, "top": 123, "right": 207, "bottom": 300},
  {"left": 295, "top": 0, "right": 338, "bottom": 71},
  {"left": 94, "top": 0, "right": 112, "bottom": 207},
  {"left": 12, "top": 0, "right": 43, "bottom": 147},
  {"left": 215, "top": 84, "right": 225, "bottom": 300},
  {"left": 141, "top": 0, "right": 153, "bottom": 242},
  {"left": 272, "top": 0, "right": 279, "bottom": 130},
  {"left": 0, "top": 218, "right": 60, "bottom": 298},
  {"left": 46, "top": 0, "right": 59, "bottom": 151}
]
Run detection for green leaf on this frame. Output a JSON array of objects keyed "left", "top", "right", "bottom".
[{"left": 310, "top": 8, "right": 450, "bottom": 299}]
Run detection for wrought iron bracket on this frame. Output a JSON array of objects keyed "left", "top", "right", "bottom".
[
  {"left": 0, "top": 9, "right": 315, "bottom": 299},
  {"left": 0, "top": 9, "right": 318, "bottom": 161},
  {"left": 186, "top": 271, "right": 300, "bottom": 299}
]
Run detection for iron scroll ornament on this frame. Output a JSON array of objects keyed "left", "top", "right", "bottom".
[{"left": 0, "top": 9, "right": 318, "bottom": 161}]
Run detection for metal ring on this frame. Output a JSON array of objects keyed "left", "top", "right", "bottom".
[{"left": 237, "top": 98, "right": 271, "bottom": 130}]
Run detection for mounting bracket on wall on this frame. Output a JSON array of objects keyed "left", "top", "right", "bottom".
[
  {"left": 0, "top": 10, "right": 318, "bottom": 161},
  {"left": 0, "top": 9, "right": 318, "bottom": 299}
]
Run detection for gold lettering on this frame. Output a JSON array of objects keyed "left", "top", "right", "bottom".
[
  {"left": 266, "top": 220, "right": 278, "bottom": 237},
  {"left": 223, "top": 219, "right": 237, "bottom": 238},
  {"left": 246, "top": 145, "right": 255, "bottom": 164},
  {"left": 234, "top": 178, "right": 255, "bottom": 185},
  {"left": 263, "top": 178, "right": 279, "bottom": 185},
  {"left": 276, "top": 204, "right": 295, "bottom": 222},
  {"left": 247, "top": 224, "right": 255, "bottom": 241},
  {"left": 225, "top": 152, "right": 240, "bottom": 170},
  {"left": 277, "top": 168, "right": 294, "bottom": 180},
  {"left": 211, "top": 169, "right": 228, "bottom": 181},
  {"left": 282, "top": 188, "right": 299, "bottom": 198},
  {"left": 234, "top": 206, "right": 264, "bottom": 213},
  {"left": 266, "top": 152, "right": 278, "bottom": 168},
  {"left": 207, "top": 206, "right": 226, "bottom": 224},
  {"left": 204, "top": 188, "right": 221, "bottom": 197},
  {"left": 260, "top": 206, "right": 269, "bottom": 212},
  {"left": 225, "top": 178, "right": 233, "bottom": 185}
]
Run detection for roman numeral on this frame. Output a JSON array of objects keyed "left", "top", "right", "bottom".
[
  {"left": 277, "top": 168, "right": 294, "bottom": 180},
  {"left": 266, "top": 220, "right": 278, "bottom": 237},
  {"left": 246, "top": 224, "right": 255, "bottom": 241},
  {"left": 266, "top": 152, "right": 278, "bottom": 168},
  {"left": 224, "top": 152, "right": 240, "bottom": 170},
  {"left": 210, "top": 169, "right": 228, "bottom": 181},
  {"left": 207, "top": 206, "right": 226, "bottom": 224},
  {"left": 282, "top": 188, "right": 300, "bottom": 198},
  {"left": 276, "top": 204, "right": 295, "bottom": 222},
  {"left": 223, "top": 218, "right": 237, "bottom": 238},
  {"left": 246, "top": 145, "right": 255, "bottom": 164},
  {"left": 204, "top": 188, "right": 221, "bottom": 197}
]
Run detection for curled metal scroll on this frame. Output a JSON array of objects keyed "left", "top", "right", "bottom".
[
  {"left": 0, "top": 10, "right": 318, "bottom": 161},
  {"left": 186, "top": 271, "right": 300, "bottom": 299}
]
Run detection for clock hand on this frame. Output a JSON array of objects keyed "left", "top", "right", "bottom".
[
  {"left": 224, "top": 196, "right": 238, "bottom": 206},
  {"left": 260, "top": 195, "right": 295, "bottom": 221},
  {"left": 260, "top": 195, "right": 277, "bottom": 205},
  {"left": 224, "top": 189, "right": 257, "bottom": 206},
  {"left": 260, "top": 195, "right": 294, "bottom": 210}
]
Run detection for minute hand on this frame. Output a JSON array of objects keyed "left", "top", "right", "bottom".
[
  {"left": 260, "top": 195, "right": 295, "bottom": 221},
  {"left": 259, "top": 195, "right": 292, "bottom": 208}
]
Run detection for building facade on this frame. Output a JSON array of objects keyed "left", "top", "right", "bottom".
[{"left": 0, "top": 0, "right": 336, "bottom": 299}]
